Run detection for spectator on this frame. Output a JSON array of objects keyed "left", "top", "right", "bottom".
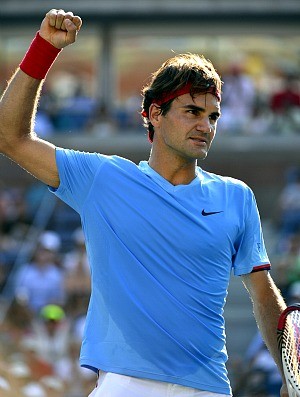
[
  {"left": 270, "top": 73, "right": 300, "bottom": 135},
  {"left": 55, "top": 339, "right": 96, "bottom": 397},
  {"left": 234, "top": 331, "right": 281, "bottom": 396},
  {"left": 218, "top": 63, "right": 256, "bottom": 134},
  {"left": 271, "top": 73, "right": 300, "bottom": 113},
  {"left": 274, "top": 233, "right": 300, "bottom": 300},
  {"left": 0, "top": 298, "right": 34, "bottom": 353},
  {"left": 88, "top": 103, "right": 116, "bottom": 137},
  {"left": 15, "top": 231, "right": 65, "bottom": 314},
  {"left": 0, "top": 188, "right": 30, "bottom": 234},
  {"left": 21, "top": 305, "right": 70, "bottom": 367},
  {"left": 246, "top": 98, "right": 274, "bottom": 135},
  {"left": 278, "top": 171, "right": 300, "bottom": 238},
  {"left": 63, "top": 227, "right": 90, "bottom": 298},
  {"left": 54, "top": 85, "right": 96, "bottom": 133},
  {"left": 287, "top": 280, "right": 300, "bottom": 305}
]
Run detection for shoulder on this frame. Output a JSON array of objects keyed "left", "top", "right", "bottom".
[
  {"left": 56, "top": 148, "right": 137, "bottom": 171},
  {"left": 56, "top": 147, "right": 105, "bottom": 163},
  {"left": 200, "top": 168, "right": 251, "bottom": 192},
  {"left": 106, "top": 154, "right": 138, "bottom": 169},
  {"left": 199, "top": 169, "right": 255, "bottom": 208}
]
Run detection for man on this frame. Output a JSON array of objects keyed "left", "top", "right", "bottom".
[
  {"left": 0, "top": 9, "right": 288, "bottom": 397},
  {"left": 15, "top": 230, "right": 65, "bottom": 313}
]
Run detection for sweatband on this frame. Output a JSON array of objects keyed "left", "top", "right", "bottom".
[
  {"left": 155, "top": 82, "right": 221, "bottom": 106},
  {"left": 20, "top": 32, "right": 62, "bottom": 80},
  {"left": 141, "top": 82, "right": 221, "bottom": 118}
]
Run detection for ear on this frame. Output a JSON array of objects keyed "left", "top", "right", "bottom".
[{"left": 149, "top": 103, "right": 162, "bottom": 128}]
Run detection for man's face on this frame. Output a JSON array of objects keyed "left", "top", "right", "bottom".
[{"left": 151, "top": 93, "right": 221, "bottom": 163}]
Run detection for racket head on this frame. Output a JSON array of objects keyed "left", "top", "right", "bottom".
[{"left": 277, "top": 303, "right": 300, "bottom": 397}]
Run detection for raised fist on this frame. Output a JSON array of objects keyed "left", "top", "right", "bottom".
[{"left": 39, "top": 9, "right": 82, "bottom": 49}]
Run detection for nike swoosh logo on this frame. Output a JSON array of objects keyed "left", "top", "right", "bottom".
[{"left": 201, "top": 209, "right": 223, "bottom": 216}]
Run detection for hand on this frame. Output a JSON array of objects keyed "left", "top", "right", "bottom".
[
  {"left": 280, "top": 383, "right": 289, "bottom": 397},
  {"left": 39, "top": 9, "right": 82, "bottom": 49}
]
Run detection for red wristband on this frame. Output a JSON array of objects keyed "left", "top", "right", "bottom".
[{"left": 19, "top": 32, "right": 62, "bottom": 80}]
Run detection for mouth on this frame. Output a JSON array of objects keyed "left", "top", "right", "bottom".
[{"left": 189, "top": 137, "right": 208, "bottom": 146}]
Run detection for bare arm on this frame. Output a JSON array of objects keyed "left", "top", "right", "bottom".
[
  {"left": 0, "top": 69, "right": 59, "bottom": 186},
  {"left": 242, "top": 270, "right": 288, "bottom": 396},
  {"left": 0, "top": 9, "right": 82, "bottom": 187}
]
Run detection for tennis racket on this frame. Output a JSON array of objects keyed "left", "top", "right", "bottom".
[{"left": 277, "top": 303, "right": 300, "bottom": 397}]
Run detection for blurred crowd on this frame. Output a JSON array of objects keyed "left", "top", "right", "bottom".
[
  {"left": 35, "top": 67, "right": 300, "bottom": 138},
  {"left": 0, "top": 185, "right": 95, "bottom": 397},
  {"left": 231, "top": 166, "right": 300, "bottom": 397},
  {"left": 0, "top": 177, "right": 300, "bottom": 396},
  {"left": 272, "top": 167, "right": 300, "bottom": 304}
]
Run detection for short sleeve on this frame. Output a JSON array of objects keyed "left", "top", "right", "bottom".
[
  {"left": 49, "top": 148, "right": 108, "bottom": 213},
  {"left": 232, "top": 188, "right": 270, "bottom": 276}
]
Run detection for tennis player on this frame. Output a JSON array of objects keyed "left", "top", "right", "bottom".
[{"left": 0, "top": 9, "right": 288, "bottom": 397}]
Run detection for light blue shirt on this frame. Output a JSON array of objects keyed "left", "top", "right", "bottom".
[{"left": 50, "top": 148, "right": 270, "bottom": 395}]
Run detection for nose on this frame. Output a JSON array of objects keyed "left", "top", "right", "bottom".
[{"left": 195, "top": 116, "right": 212, "bottom": 133}]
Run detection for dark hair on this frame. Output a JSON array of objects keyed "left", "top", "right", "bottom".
[{"left": 141, "top": 53, "right": 222, "bottom": 142}]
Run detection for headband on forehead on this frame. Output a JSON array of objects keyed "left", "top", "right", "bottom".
[{"left": 141, "top": 82, "right": 221, "bottom": 118}]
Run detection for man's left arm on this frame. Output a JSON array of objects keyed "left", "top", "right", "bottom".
[{"left": 242, "top": 270, "right": 288, "bottom": 396}]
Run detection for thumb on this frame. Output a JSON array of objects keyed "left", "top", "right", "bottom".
[{"left": 280, "top": 383, "right": 288, "bottom": 397}]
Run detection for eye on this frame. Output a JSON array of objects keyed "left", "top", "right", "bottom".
[
  {"left": 187, "top": 109, "right": 200, "bottom": 116},
  {"left": 209, "top": 113, "right": 220, "bottom": 122}
]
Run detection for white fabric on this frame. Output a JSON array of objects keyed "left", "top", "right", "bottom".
[{"left": 88, "top": 372, "right": 230, "bottom": 397}]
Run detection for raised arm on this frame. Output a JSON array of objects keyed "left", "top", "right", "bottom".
[
  {"left": 0, "top": 9, "right": 82, "bottom": 187},
  {"left": 242, "top": 271, "right": 288, "bottom": 397}
]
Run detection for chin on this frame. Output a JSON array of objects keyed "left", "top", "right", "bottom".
[{"left": 197, "top": 151, "right": 208, "bottom": 161}]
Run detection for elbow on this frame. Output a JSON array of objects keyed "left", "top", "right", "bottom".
[{"left": 0, "top": 124, "right": 33, "bottom": 157}]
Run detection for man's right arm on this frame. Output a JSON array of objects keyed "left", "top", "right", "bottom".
[
  {"left": 0, "top": 9, "right": 82, "bottom": 188},
  {"left": 0, "top": 69, "right": 59, "bottom": 187}
]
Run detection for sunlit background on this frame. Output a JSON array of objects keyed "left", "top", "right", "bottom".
[{"left": 0, "top": 1, "right": 299, "bottom": 396}]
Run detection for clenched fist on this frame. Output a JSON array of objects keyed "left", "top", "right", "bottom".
[{"left": 39, "top": 9, "right": 82, "bottom": 49}]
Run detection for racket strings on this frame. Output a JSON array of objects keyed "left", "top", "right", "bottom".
[{"left": 282, "top": 310, "right": 300, "bottom": 389}]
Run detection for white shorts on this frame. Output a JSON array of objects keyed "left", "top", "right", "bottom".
[{"left": 88, "top": 371, "right": 230, "bottom": 397}]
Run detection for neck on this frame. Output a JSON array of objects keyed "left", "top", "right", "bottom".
[{"left": 148, "top": 151, "right": 197, "bottom": 186}]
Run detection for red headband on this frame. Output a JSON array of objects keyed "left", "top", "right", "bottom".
[{"left": 141, "top": 82, "right": 221, "bottom": 118}]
